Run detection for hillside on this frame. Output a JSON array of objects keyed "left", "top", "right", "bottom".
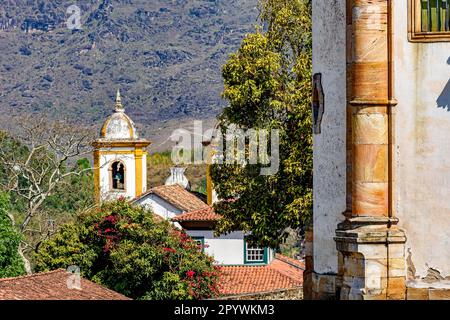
[{"left": 0, "top": 0, "right": 258, "bottom": 148}]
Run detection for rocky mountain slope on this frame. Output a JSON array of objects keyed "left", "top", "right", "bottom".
[{"left": 0, "top": 0, "right": 258, "bottom": 149}]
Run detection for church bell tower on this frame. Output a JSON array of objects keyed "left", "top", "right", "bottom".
[{"left": 93, "top": 89, "right": 150, "bottom": 203}]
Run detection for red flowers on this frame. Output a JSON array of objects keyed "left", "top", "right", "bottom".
[
  {"left": 94, "top": 214, "right": 121, "bottom": 253},
  {"left": 163, "top": 247, "right": 176, "bottom": 253},
  {"left": 186, "top": 270, "right": 195, "bottom": 278},
  {"left": 103, "top": 215, "right": 118, "bottom": 224}
]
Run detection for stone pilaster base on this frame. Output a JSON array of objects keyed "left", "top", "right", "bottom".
[
  {"left": 309, "top": 272, "right": 337, "bottom": 300},
  {"left": 303, "top": 270, "right": 337, "bottom": 300},
  {"left": 335, "top": 217, "right": 407, "bottom": 300},
  {"left": 406, "top": 280, "right": 450, "bottom": 300}
]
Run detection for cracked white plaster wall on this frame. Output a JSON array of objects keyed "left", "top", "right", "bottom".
[{"left": 312, "top": 0, "right": 347, "bottom": 275}]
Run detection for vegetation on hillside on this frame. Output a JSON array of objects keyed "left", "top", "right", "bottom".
[
  {"left": 211, "top": 0, "right": 312, "bottom": 248},
  {"left": 0, "top": 0, "right": 258, "bottom": 143},
  {"left": 35, "top": 199, "right": 220, "bottom": 300},
  {"left": 0, "top": 192, "right": 26, "bottom": 278}
]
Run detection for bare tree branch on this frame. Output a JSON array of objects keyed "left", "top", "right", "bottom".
[{"left": 0, "top": 115, "right": 95, "bottom": 274}]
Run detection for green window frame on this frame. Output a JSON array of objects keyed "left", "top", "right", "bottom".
[
  {"left": 191, "top": 236, "right": 205, "bottom": 252},
  {"left": 409, "top": 0, "right": 450, "bottom": 42},
  {"left": 244, "top": 238, "right": 268, "bottom": 265}
]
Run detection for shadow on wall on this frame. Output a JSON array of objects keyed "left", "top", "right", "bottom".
[{"left": 436, "top": 57, "right": 450, "bottom": 111}]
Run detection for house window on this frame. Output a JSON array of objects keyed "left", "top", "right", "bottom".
[
  {"left": 409, "top": 0, "right": 450, "bottom": 42},
  {"left": 191, "top": 237, "right": 205, "bottom": 252},
  {"left": 244, "top": 239, "right": 267, "bottom": 264},
  {"left": 111, "top": 161, "right": 125, "bottom": 190}
]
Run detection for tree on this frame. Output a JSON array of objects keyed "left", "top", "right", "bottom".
[
  {"left": 210, "top": 0, "right": 312, "bottom": 248},
  {"left": 0, "top": 192, "right": 26, "bottom": 278},
  {"left": 34, "top": 199, "right": 220, "bottom": 300},
  {"left": 44, "top": 157, "right": 95, "bottom": 215},
  {"left": 0, "top": 117, "right": 94, "bottom": 274}
]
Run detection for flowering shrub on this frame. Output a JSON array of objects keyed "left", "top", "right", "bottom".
[{"left": 34, "top": 199, "right": 220, "bottom": 300}]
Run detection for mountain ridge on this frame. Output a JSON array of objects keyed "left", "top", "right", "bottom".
[{"left": 0, "top": 0, "right": 258, "bottom": 149}]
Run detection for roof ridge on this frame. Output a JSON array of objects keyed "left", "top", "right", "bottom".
[
  {"left": 172, "top": 206, "right": 220, "bottom": 222},
  {"left": 267, "top": 266, "right": 302, "bottom": 284},
  {"left": 275, "top": 254, "right": 305, "bottom": 270},
  {"left": 0, "top": 269, "right": 66, "bottom": 283},
  {"left": 152, "top": 184, "right": 184, "bottom": 190},
  {"left": 220, "top": 265, "right": 269, "bottom": 268}
]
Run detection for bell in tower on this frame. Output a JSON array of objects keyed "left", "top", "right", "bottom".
[{"left": 92, "top": 89, "right": 151, "bottom": 203}]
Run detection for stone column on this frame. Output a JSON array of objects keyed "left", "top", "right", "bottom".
[{"left": 335, "top": 0, "right": 407, "bottom": 300}]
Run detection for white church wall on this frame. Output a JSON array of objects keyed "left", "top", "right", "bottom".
[
  {"left": 311, "top": 0, "right": 347, "bottom": 275},
  {"left": 393, "top": 2, "right": 450, "bottom": 279}
]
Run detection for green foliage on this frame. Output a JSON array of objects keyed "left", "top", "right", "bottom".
[
  {"left": 0, "top": 192, "right": 25, "bottom": 278},
  {"left": 44, "top": 158, "right": 94, "bottom": 214},
  {"left": 211, "top": 0, "right": 312, "bottom": 248},
  {"left": 34, "top": 199, "right": 220, "bottom": 300}
]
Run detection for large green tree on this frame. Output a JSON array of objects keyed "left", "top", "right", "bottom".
[
  {"left": 34, "top": 199, "right": 220, "bottom": 300},
  {"left": 0, "top": 192, "right": 26, "bottom": 278},
  {"left": 210, "top": 0, "right": 312, "bottom": 248}
]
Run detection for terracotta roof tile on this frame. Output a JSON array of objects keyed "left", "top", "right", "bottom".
[
  {"left": 135, "top": 185, "right": 209, "bottom": 212},
  {"left": 172, "top": 206, "right": 221, "bottom": 222},
  {"left": 218, "top": 255, "right": 303, "bottom": 296},
  {"left": 275, "top": 253, "right": 306, "bottom": 269},
  {"left": 0, "top": 269, "right": 130, "bottom": 300}
]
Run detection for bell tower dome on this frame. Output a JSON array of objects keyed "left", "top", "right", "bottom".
[{"left": 93, "top": 89, "right": 150, "bottom": 203}]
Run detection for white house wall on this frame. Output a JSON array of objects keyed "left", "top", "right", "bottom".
[
  {"left": 186, "top": 230, "right": 245, "bottom": 265},
  {"left": 135, "top": 194, "right": 182, "bottom": 219},
  {"left": 311, "top": 0, "right": 347, "bottom": 275},
  {"left": 393, "top": 2, "right": 450, "bottom": 278}
]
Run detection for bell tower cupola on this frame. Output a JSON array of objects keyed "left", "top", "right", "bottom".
[{"left": 93, "top": 89, "right": 150, "bottom": 203}]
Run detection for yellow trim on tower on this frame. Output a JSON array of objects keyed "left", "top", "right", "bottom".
[
  {"left": 97, "top": 150, "right": 135, "bottom": 156},
  {"left": 93, "top": 149, "right": 100, "bottom": 204},
  {"left": 93, "top": 141, "right": 151, "bottom": 148},
  {"left": 100, "top": 117, "right": 111, "bottom": 138},
  {"left": 134, "top": 148, "right": 144, "bottom": 197},
  {"left": 206, "top": 163, "right": 213, "bottom": 206}
]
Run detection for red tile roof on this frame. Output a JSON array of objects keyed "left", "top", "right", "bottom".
[
  {"left": 0, "top": 269, "right": 130, "bottom": 300},
  {"left": 172, "top": 206, "right": 221, "bottom": 222},
  {"left": 135, "top": 185, "right": 209, "bottom": 212},
  {"left": 218, "top": 255, "right": 304, "bottom": 296},
  {"left": 274, "top": 253, "right": 305, "bottom": 269}
]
